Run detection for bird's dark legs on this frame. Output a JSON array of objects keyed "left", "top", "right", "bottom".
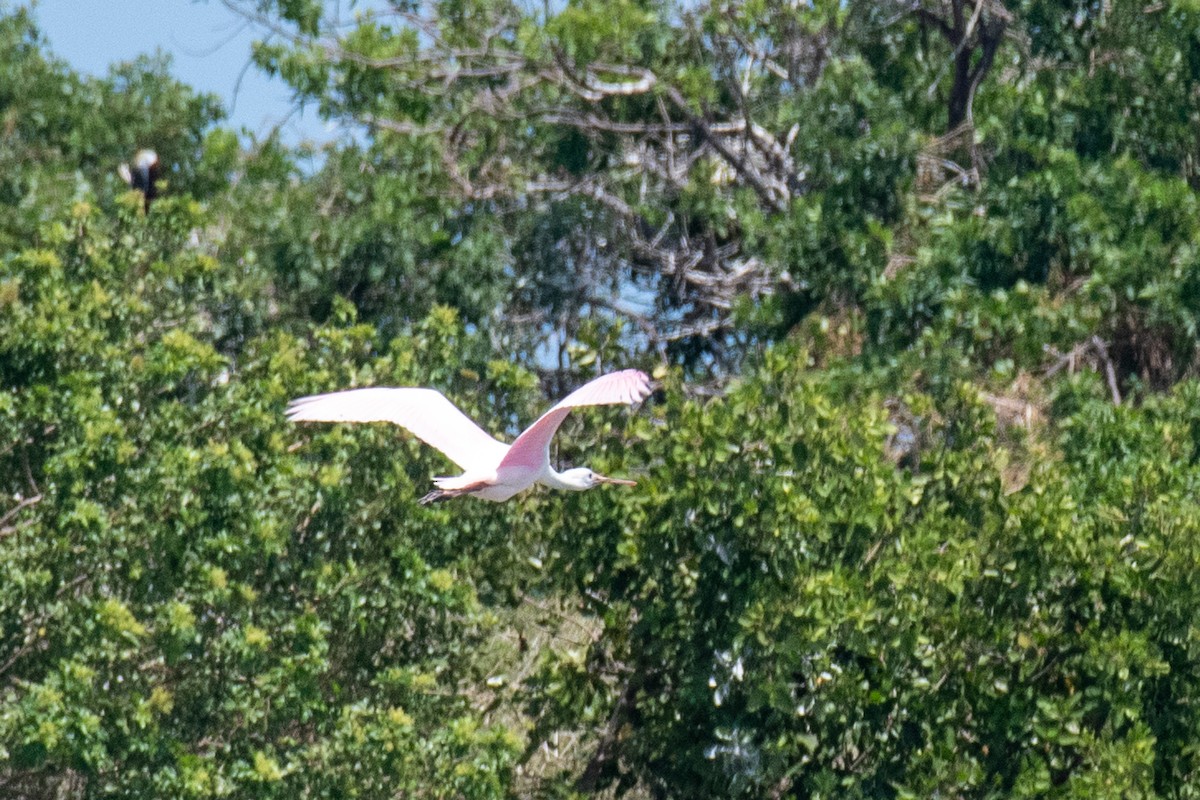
[{"left": 418, "top": 480, "right": 490, "bottom": 505}]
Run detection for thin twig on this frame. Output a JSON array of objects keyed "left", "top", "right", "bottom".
[{"left": 0, "top": 493, "right": 42, "bottom": 534}]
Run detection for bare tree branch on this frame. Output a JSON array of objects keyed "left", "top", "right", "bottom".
[{"left": 0, "top": 493, "right": 41, "bottom": 537}]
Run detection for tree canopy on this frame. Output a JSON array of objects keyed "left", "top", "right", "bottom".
[{"left": 4, "top": 1, "right": 1200, "bottom": 797}]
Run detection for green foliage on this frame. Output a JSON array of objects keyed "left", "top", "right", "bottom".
[
  {"left": 0, "top": 10, "right": 226, "bottom": 252},
  {"left": 520, "top": 358, "right": 1200, "bottom": 796},
  {"left": 230, "top": 142, "right": 512, "bottom": 339},
  {"left": 869, "top": 152, "right": 1200, "bottom": 391},
  {"left": 0, "top": 202, "right": 529, "bottom": 797}
]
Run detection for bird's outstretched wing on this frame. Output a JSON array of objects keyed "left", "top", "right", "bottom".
[
  {"left": 499, "top": 370, "right": 651, "bottom": 471},
  {"left": 287, "top": 387, "right": 509, "bottom": 471}
]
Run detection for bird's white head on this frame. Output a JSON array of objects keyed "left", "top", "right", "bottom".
[
  {"left": 556, "top": 467, "right": 637, "bottom": 492},
  {"left": 133, "top": 149, "right": 159, "bottom": 170}
]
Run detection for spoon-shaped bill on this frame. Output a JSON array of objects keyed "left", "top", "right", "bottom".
[{"left": 596, "top": 475, "right": 636, "bottom": 487}]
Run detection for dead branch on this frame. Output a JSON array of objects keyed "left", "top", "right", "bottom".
[
  {"left": 0, "top": 493, "right": 42, "bottom": 536},
  {"left": 224, "top": 0, "right": 829, "bottom": 363},
  {"left": 1042, "top": 336, "right": 1122, "bottom": 405}
]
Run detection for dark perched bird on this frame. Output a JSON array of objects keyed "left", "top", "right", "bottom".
[{"left": 117, "top": 149, "right": 160, "bottom": 212}]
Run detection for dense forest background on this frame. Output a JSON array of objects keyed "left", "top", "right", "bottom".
[{"left": 4, "top": 0, "right": 1200, "bottom": 796}]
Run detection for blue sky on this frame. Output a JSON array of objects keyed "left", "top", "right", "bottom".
[{"left": 26, "top": 0, "right": 369, "bottom": 144}]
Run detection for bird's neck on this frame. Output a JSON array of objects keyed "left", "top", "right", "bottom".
[{"left": 541, "top": 467, "right": 587, "bottom": 491}]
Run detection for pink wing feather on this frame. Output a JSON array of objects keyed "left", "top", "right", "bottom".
[
  {"left": 287, "top": 387, "right": 509, "bottom": 471},
  {"left": 499, "top": 370, "right": 652, "bottom": 471}
]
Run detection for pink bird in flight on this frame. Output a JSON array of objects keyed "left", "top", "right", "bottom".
[{"left": 288, "top": 369, "right": 651, "bottom": 503}]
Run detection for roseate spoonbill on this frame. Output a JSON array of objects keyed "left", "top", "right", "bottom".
[
  {"left": 118, "top": 149, "right": 159, "bottom": 212},
  {"left": 287, "top": 369, "right": 651, "bottom": 503}
]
